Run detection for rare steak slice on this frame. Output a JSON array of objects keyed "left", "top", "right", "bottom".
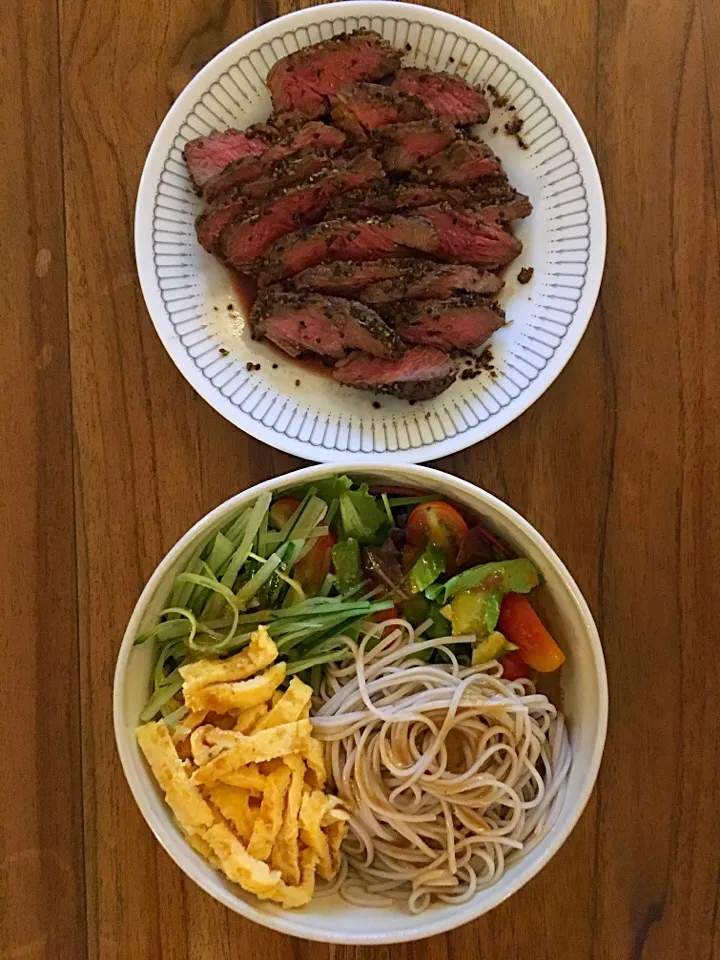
[
  {"left": 267, "top": 29, "right": 402, "bottom": 118},
  {"left": 219, "top": 153, "right": 384, "bottom": 269},
  {"left": 411, "top": 139, "right": 502, "bottom": 183},
  {"left": 330, "top": 82, "right": 429, "bottom": 138},
  {"left": 250, "top": 289, "right": 403, "bottom": 360},
  {"left": 240, "top": 153, "right": 335, "bottom": 205},
  {"left": 390, "top": 68, "right": 490, "bottom": 125},
  {"left": 419, "top": 205, "right": 522, "bottom": 267},
  {"left": 184, "top": 129, "right": 270, "bottom": 190},
  {"left": 290, "top": 259, "right": 409, "bottom": 296},
  {"left": 258, "top": 215, "right": 439, "bottom": 283},
  {"left": 375, "top": 120, "right": 456, "bottom": 172},
  {"left": 292, "top": 259, "right": 503, "bottom": 303},
  {"left": 197, "top": 154, "right": 335, "bottom": 254},
  {"left": 203, "top": 122, "right": 346, "bottom": 203},
  {"left": 326, "top": 181, "right": 465, "bottom": 219},
  {"left": 361, "top": 261, "right": 503, "bottom": 305},
  {"left": 333, "top": 346, "right": 458, "bottom": 400},
  {"left": 196, "top": 195, "right": 250, "bottom": 254},
  {"left": 391, "top": 295, "right": 505, "bottom": 351},
  {"left": 327, "top": 179, "right": 530, "bottom": 221}
]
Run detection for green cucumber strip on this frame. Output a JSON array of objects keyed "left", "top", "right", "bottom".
[
  {"left": 223, "top": 507, "right": 251, "bottom": 545},
  {"left": 140, "top": 672, "right": 183, "bottom": 723},
  {"left": 288, "top": 496, "right": 327, "bottom": 542},
  {"left": 221, "top": 491, "right": 272, "bottom": 588},
  {"left": 286, "top": 648, "right": 351, "bottom": 676},
  {"left": 234, "top": 547, "right": 288, "bottom": 607}
]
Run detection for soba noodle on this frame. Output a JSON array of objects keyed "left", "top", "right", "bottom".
[{"left": 311, "top": 619, "right": 571, "bottom": 913}]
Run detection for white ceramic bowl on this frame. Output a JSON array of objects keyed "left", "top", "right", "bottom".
[
  {"left": 135, "top": 1, "right": 606, "bottom": 462},
  {"left": 114, "top": 464, "right": 608, "bottom": 944}
]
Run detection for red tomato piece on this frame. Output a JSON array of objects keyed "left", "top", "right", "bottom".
[
  {"left": 406, "top": 501, "right": 469, "bottom": 573},
  {"left": 500, "top": 651, "right": 532, "bottom": 681}
]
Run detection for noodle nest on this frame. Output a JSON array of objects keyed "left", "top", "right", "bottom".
[{"left": 311, "top": 619, "right": 571, "bottom": 913}]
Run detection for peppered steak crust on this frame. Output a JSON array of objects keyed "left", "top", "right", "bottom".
[
  {"left": 292, "top": 259, "right": 504, "bottom": 303},
  {"left": 267, "top": 29, "right": 402, "bottom": 118},
  {"left": 410, "top": 139, "right": 502, "bottom": 184},
  {"left": 390, "top": 68, "right": 491, "bottom": 125},
  {"left": 184, "top": 129, "right": 270, "bottom": 189},
  {"left": 219, "top": 153, "right": 384, "bottom": 269},
  {"left": 330, "top": 83, "right": 430, "bottom": 138},
  {"left": 333, "top": 347, "right": 458, "bottom": 400},
  {"left": 257, "top": 215, "right": 439, "bottom": 283},
  {"left": 326, "top": 178, "right": 531, "bottom": 222},
  {"left": 391, "top": 294, "right": 506, "bottom": 351},
  {"left": 251, "top": 289, "right": 403, "bottom": 359},
  {"left": 203, "top": 122, "right": 346, "bottom": 204}
]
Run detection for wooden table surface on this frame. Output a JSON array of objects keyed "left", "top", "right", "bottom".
[{"left": 3, "top": 0, "right": 719, "bottom": 956}]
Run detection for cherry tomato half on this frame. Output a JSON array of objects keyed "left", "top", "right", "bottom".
[
  {"left": 269, "top": 497, "right": 301, "bottom": 530},
  {"left": 293, "top": 532, "right": 337, "bottom": 595},
  {"left": 406, "top": 501, "right": 469, "bottom": 573}
]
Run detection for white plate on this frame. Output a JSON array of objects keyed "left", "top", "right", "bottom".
[
  {"left": 135, "top": 2, "right": 606, "bottom": 462},
  {"left": 114, "top": 463, "right": 608, "bottom": 943}
]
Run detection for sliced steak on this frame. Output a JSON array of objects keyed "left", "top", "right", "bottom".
[
  {"left": 203, "top": 122, "right": 346, "bottom": 203},
  {"left": 330, "top": 83, "right": 429, "bottom": 138},
  {"left": 258, "top": 215, "right": 438, "bottom": 283},
  {"left": 292, "top": 259, "right": 503, "bottom": 304},
  {"left": 196, "top": 195, "right": 250, "bottom": 254},
  {"left": 267, "top": 29, "right": 402, "bottom": 118},
  {"left": 411, "top": 139, "right": 502, "bottom": 183},
  {"left": 250, "top": 290, "right": 402, "bottom": 360},
  {"left": 465, "top": 177, "right": 533, "bottom": 220},
  {"left": 419, "top": 205, "right": 522, "bottom": 267},
  {"left": 391, "top": 295, "right": 505, "bottom": 351},
  {"left": 328, "top": 176, "right": 531, "bottom": 222},
  {"left": 290, "top": 259, "right": 407, "bottom": 296},
  {"left": 241, "top": 153, "right": 335, "bottom": 204},
  {"left": 376, "top": 120, "right": 456, "bottom": 172},
  {"left": 391, "top": 68, "right": 490, "bottom": 125},
  {"left": 362, "top": 262, "right": 503, "bottom": 305},
  {"left": 327, "top": 181, "right": 461, "bottom": 219},
  {"left": 333, "top": 347, "right": 458, "bottom": 400},
  {"left": 197, "top": 154, "right": 335, "bottom": 254},
  {"left": 184, "top": 129, "right": 269, "bottom": 190},
  {"left": 220, "top": 153, "right": 384, "bottom": 269}
]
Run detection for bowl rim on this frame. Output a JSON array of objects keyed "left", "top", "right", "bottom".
[
  {"left": 134, "top": 0, "right": 607, "bottom": 464},
  {"left": 113, "top": 462, "right": 608, "bottom": 944}
]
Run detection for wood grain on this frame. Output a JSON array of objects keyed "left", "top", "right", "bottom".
[
  {"left": 1, "top": 0, "right": 716, "bottom": 956},
  {"left": 0, "top": 1, "right": 86, "bottom": 959}
]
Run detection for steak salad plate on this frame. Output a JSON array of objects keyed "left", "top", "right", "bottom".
[{"left": 135, "top": 2, "right": 605, "bottom": 461}]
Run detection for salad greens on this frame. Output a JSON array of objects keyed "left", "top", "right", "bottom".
[{"left": 136, "top": 476, "right": 553, "bottom": 721}]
